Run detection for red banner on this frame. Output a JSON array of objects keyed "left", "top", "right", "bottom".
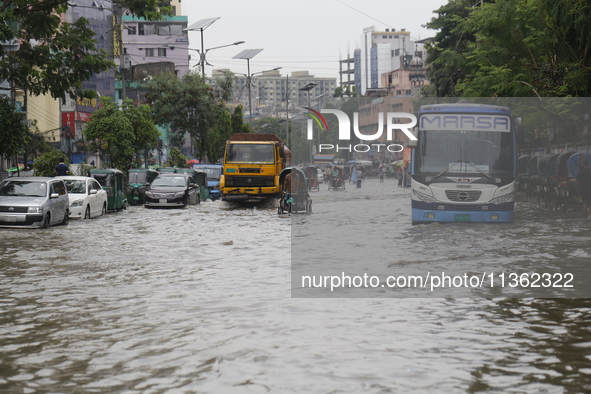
[{"left": 61, "top": 112, "right": 75, "bottom": 138}]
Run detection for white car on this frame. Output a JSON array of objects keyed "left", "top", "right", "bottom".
[{"left": 58, "top": 176, "right": 108, "bottom": 219}]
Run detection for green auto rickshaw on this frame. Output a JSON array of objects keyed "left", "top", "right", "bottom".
[
  {"left": 174, "top": 168, "right": 209, "bottom": 201},
  {"left": 127, "top": 168, "right": 159, "bottom": 205},
  {"left": 193, "top": 170, "right": 210, "bottom": 201},
  {"left": 89, "top": 168, "right": 127, "bottom": 211}
]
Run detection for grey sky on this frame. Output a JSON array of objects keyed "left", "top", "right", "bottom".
[{"left": 182, "top": 0, "right": 449, "bottom": 80}]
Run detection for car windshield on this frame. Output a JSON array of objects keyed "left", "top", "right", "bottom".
[
  {"left": 63, "top": 179, "right": 86, "bottom": 194},
  {"left": 152, "top": 176, "right": 186, "bottom": 187},
  {"left": 0, "top": 181, "right": 47, "bottom": 197}
]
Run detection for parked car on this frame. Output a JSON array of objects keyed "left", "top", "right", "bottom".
[
  {"left": 58, "top": 176, "right": 108, "bottom": 219},
  {"left": 0, "top": 177, "right": 69, "bottom": 228},
  {"left": 144, "top": 173, "right": 200, "bottom": 208}
]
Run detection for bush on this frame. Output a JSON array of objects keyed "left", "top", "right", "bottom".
[{"left": 32, "top": 148, "right": 70, "bottom": 177}]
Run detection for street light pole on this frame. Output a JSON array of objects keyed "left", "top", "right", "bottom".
[{"left": 186, "top": 41, "right": 245, "bottom": 78}]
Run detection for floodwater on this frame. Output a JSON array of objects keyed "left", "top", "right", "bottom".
[{"left": 1, "top": 177, "right": 591, "bottom": 393}]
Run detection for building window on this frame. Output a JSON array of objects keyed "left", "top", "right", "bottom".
[
  {"left": 138, "top": 23, "right": 156, "bottom": 35},
  {"left": 158, "top": 48, "right": 167, "bottom": 57},
  {"left": 145, "top": 48, "right": 154, "bottom": 57},
  {"left": 127, "top": 26, "right": 137, "bottom": 35}
]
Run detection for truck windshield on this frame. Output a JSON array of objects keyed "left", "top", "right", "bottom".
[{"left": 226, "top": 144, "right": 275, "bottom": 163}]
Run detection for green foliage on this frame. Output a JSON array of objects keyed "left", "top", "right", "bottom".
[
  {"left": 0, "top": 0, "right": 175, "bottom": 101},
  {"left": 83, "top": 97, "right": 135, "bottom": 173},
  {"left": 167, "top": 147, "right": 188, "bottom": 168},
  {"left": 32, "top": 147, "right": 69, "bottom": 177},
  {"left": 231, "top": 105, "right": 251, "bottom": 134},
  {"left": 0, "top": 95, "right": 28, "bottom": 159},
  {"left": 145, "top": 71, "right": 233, "bottom": 162},
  {"left": 425, "top": 0, "right": 591, "bottom": 98}
]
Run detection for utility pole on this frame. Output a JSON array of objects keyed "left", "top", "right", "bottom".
[{"left": 113, "top": 4, "right": 126, "bottom": 101}]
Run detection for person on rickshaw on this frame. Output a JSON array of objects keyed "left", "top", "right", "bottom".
[
  {"left": 305, "top": 167, "right": 318, "bottom": 190},
  {"left": 282, "top": 170, "right": 307, "bottom": 208},
  {"left": 331, "top": 166, "right": 342, "bottom": 189}
]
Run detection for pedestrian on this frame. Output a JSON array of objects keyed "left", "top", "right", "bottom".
[
  {"left": 356, "top": 166, "right": 363, "bottom": 188},
  {"left": 397, "top": 167, "right": 403, "bottom": 187},
  {"left": 350, "top": 165, "right": 357, "bottom": 185},
  {"left": 378, "top": 165, "right": 385, "bottom": 183},
  {"left": 55, "top": 159, "right": 69, "bottom": 176},
  {"left": 577, "top": 159, "right": 591, "bottom": 220}
]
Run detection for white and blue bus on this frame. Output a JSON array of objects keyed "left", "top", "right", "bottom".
[{"left": 411, "top": 103, "right": 519, "bottom": 224}]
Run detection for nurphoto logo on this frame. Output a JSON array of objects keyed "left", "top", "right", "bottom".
[{"left": 304, "top": 108, "right": 417, "bottom": 153}]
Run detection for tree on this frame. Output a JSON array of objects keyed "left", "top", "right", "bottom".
[
  {"left": 83, "top": 97, "right": 135, "bottom": 171},
  {"left": 166, "top": 147, "right": 188, "bottom": 168},
  {"left": 120, "top": 99, "right": 161, "bottom": 167},
  {"left": 0, "top": 0, "right": 174, "bottom": 166},
  {"left": 423, "top": 0, "right": 477, "bottom": 97},
  {"left": 145, "top": 71, "right": 233, "bottom": 162},
  {"left": 0, "top": 95, "right": 28, "bottom": 161},
  {"left": 0, "top": 0, "right": 174, "bottom": 101},
  {"left": 425, "top": 0, "right": 591, "bottom": 97}
]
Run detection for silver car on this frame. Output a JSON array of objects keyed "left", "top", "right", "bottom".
[{"left": 0, "top": 177, "right": 70, "bottom": 229}]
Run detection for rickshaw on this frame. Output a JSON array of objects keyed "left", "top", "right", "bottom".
[
  {"left": 539, "top": 153, "right": 560, "bottom": 208},
  {"left": 567, "top": 152, "right": 591, "bottom": 206},
  {"left": 126, "top": 168, "right": 159, "bottom": 205},
  {"left": 551, "top": 152, "right": 576, "bottom": 211},
  {"left": 303, "top": 165, "right": 320, "bottom": 191},
  {"left": 528, "top": 155, "right": 543, "bottom": 204},
  {"left": 516, "top": 155, "right": 531, "bottom": 193},
  {"left": 278, "top": 167, "right": 312, "bottom": 214},
  {"left": 89, "top": 168, "right": 127, "bottom": 211},
  {"left": 328, "top": 166, "right": 346, "bottom": 191}
]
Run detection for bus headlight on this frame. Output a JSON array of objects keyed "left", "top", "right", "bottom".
[
  {"left": 413, "top": 190, "right": 438, "bottom": 203},
  {"left": 489, "top": 192, "right": 514, "bottom": 205}
]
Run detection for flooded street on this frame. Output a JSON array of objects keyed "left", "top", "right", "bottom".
[{"left": 2, "top": 178, "right": 591, "bottom": 392}]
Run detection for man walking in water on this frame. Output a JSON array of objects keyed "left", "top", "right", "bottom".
[{"left": 577, "top": 159, "right": 591, "bottom": 220}]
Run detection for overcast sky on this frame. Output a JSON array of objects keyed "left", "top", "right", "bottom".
[{"left": 181, "top": 0, "right": 449, "bottom": 80}]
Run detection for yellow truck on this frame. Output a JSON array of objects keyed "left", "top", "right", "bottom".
[{"left": 220, "top": 133, "right": 291, "bottom": 203}]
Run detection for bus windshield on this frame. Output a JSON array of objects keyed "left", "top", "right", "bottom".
[{"left": 414, "top": 129, "right": 514, "bottom": 177}]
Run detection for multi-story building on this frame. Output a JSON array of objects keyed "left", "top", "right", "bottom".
[
  {"left": 354, "top": 27, "right": 426, "bottom": 96},
  {"left": 217, "top": 69, "right": 336, "bottom": 119}
]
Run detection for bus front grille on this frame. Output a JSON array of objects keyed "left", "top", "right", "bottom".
[{"left": 445, "top": 190, "right": 482, "bottom": 202}]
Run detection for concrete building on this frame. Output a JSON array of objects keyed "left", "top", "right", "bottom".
[
  {"left": 216, "top": 69, "right": 336, "bottom": 120},
  {"left": 354, "top": 27, "right": 426, "bottom": 96}
]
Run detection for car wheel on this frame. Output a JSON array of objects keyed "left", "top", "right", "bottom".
[
  {"left": 42, "top": 213, "right": 51, "bottom": 229},
  {"left": 84, "top": 205, "right": 91, "bottom": 219},
  {"left": 61, "top": 210, "right": 69, "bottom": 225}
]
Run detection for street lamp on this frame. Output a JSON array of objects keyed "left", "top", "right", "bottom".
[
  {"left": 233, "top": 66, "right": 282, "bottom": 127},
  {"left": 184, "top": 41, "right": 245, "bottom": 77},
  {"left": 183, "top": 17, "right": 220, "bottom": 78},
  {"left": 232, "top": 49, "right": 266, "bottom": 126},
  {"left": 299, "top": 83, "right": 318, "bottom": 163}
]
